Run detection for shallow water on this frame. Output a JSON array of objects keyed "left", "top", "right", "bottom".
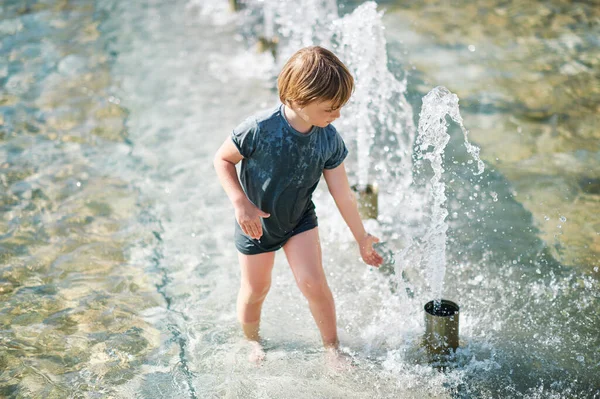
[
  {"left": 1, "top": 0, "right": 599, "bottom": 398},
  {"left": 382, "top": 0, "right": 600, "bottom": 271}
]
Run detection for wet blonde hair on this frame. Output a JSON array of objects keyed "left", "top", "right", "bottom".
[{"left": 278, "top": 46, "right": 354, "bottom": 110}]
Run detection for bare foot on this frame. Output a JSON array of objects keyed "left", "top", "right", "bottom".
[
  {"left": 325, "top": 347, "right": 354, "bottom": 372},
  {"left": 248, "top": 340, "right": 266, "bottom": 364}
]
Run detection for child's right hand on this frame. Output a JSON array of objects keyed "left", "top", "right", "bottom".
[
  {"left": 358, "top": 233, "right": 383, "bottom": 267},
  {"left": 234, "top": 200, "right": 270, "bottom": 240}
]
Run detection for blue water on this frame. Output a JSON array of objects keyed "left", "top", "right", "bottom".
[{"left": 0, "top": 0, "right": 599, "bottom": 398}]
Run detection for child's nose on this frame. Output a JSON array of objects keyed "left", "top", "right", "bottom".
[{"left": 332, "top": 109, "right": 341, "bottom": 118}]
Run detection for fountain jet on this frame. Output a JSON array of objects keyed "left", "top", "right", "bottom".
[{"left": 415, "top": 86, "right": 484, "bottom": 358}]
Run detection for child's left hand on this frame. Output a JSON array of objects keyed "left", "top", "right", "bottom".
[{"left": 358, "top": 233, "right": 383, "bottom": 267}]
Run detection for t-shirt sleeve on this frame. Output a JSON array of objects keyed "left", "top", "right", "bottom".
[
  {"left": 231, "top": 117, "right": 258, "bottom": 158},
  {"left": 324, "top": 129, "right": 348, "bottom": 169}
]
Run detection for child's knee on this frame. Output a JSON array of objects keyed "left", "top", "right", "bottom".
[
  {"left": 240, "top": 281, "right": 271, "bottom": 304},
  {"left": 297, "top": 276, "right": 328, "bottom": 299}
]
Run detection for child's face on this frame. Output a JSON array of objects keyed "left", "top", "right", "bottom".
[{"left": 296, "top": 100, "right": 342, "bottom": 128}]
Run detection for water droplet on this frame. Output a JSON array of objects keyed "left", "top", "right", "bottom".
[
  {"left": 76, "top": 181, "right": 81, "bottom": 187},
  {"left": 536, "top": 268, "right": 541, "bottom": 274},
  {"left": 544, "top": 215, "right": 550, "bottom": 221},
  {"left": 577, "top": 355, "right": 584, "bottom": 363},
  {"left": 468, "top": 45, "right": 476, "bottom": 52},
  {"left": 559, "top": 216, "right": 567, "bottom": 222}
]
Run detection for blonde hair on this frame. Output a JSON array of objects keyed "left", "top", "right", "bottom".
[{"left": 278, "top": 46, "right": 354, "bottom": 110}]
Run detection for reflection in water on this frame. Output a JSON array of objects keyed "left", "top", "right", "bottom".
[{"left": 0, "top": 0, "right": 598, "bottom": 398}]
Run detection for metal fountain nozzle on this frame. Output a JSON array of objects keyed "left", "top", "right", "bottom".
[
  {"left": 351, "top": 183, "right": 378, "bottom": 220},
  {"left": 424, "top": 299, "right": 460, "bottom": 357}
]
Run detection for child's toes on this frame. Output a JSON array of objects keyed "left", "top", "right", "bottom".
[
  {"left": 248, "top": 341, "right": 266, "bottom": 364},
  {"left": 325, "top": 348, "right": 355, "bottom": 372}
]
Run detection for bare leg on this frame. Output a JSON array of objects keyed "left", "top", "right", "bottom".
[
  {"left": 283, "top": 228, "right": 339, "bottom": 348},
  {"left": 237, "top": 251, "right": 275, "bottom": 362}
]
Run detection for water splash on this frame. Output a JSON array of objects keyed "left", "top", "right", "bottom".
[
  {"left": 263, "top": 2, "right": 275, "bottom": 40},
  {"left": 415, "top": 86, "right": 485, "bottom": 304},
  {"left": 209, "top": 1, "right": 415, "bottom": 194},
  {"left": 239, "top": 0, "right": 339, "bottom": 63},
  {"left": 334, "top": 2, "right": 415, "bottom": 187}
]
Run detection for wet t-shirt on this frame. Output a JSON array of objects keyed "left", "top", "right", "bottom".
[{"left": 231, "top": 104, "right": 348, "bottom": 254}]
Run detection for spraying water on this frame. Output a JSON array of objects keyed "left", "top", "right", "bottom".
[
  {"left": 235, "top": 0, "right": 339, "bottom": 63},
  {"left": 334, "top": 2, "right": 415, "bottom": 188},
  {"left": 3, "top": 0, "right": 599, "bottom": 397},
  {"left": 221, "top": 1, "right": 415, "bottom": 194},
  {"left": 414, "top": 86, "right": 485, "bottom": 306}
]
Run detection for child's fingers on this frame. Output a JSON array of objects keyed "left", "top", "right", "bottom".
[
  {"left": 243, "top": 222, "right": 257, "bottom": 238},
  {"left": 248, "top": 223, "right": 260, "bottom": 239},
  {"left": 259, "top": 210, "right": 270, "bottom": 218},
  {"left": 246, "top": 220, "right": 263, "bottom": 239},
  {"left": 253, "top": 218, "right": 263, "bottom": 238},
  {"left": 366, "top": 258, "right": 380, "bottom": 267},
  {"left": 365, "top": 251, "right": 383, "bottom": 267}
]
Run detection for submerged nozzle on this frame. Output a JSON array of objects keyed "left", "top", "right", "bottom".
[
  {"left": 257, "top": 36, "right": 279, "bottom": 58},
  {"left": 352, "top": 183, "right": 378, "bottom": 220},
  {"left": 229, "top": 0, "right": 240, "bottom": 12}
]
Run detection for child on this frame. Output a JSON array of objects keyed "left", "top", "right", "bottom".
[{"left": 213, "top": 46, "right": 383, "bottom": 364}]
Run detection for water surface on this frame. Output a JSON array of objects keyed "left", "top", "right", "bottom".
[{"left": 0, "top": 0, "right": 598, "bottom": 397}]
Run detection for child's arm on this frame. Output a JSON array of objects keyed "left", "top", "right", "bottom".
[
  {"left": 213, "top": 138, "right": 270, "bottom": 239},
  {"left": 323, "top": 163, "right": 383, "bottom": 267}
]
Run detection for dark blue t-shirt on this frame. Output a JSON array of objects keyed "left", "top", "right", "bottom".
[{"left": 231, "top": 104, "right": 348, "bottom": 254}]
